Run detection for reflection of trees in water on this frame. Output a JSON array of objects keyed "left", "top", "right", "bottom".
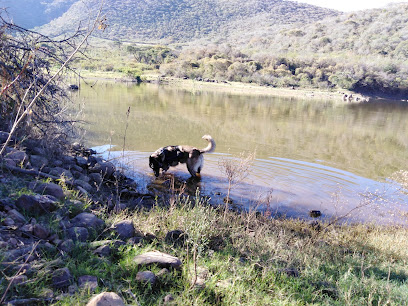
[{"left": 76, "top": 83, "right": 408, "bottom": 180}]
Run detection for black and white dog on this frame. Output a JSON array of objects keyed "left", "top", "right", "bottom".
[{"left": 149, "top": 135, "right": 216, "bottom": 178}]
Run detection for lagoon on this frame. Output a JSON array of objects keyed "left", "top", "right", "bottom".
[{"left": 72, "top": 81, "right": 408, "bottom": 225}]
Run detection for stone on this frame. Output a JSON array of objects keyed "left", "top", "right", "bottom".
[
  {"left": 5, "top": 148, "right": 28, "bottom": 166},
  {"left": 113, "top": 220, "right": 135, "bottom": 240},
  {"left": 127, "top": 236, "right": 143, "bottom": 245},
  {"left": 3, "top": 245, "right": 38, "bottom": 262},
  {"left": 49, "top": 167, "right": 74, "bottom": 181},
  {"left": 86, "top": 292, "right": 125, "bottom": 306},
  {"left": 0, "top": 131, "right": 14, "bottom": 144},
  {"left": 33, "top": 224, "right": 50, "bottom": 239},
  {"left": 59, "top": 239, "right": 74, "bottom": 253},
  {"left": 74, "top": 180, "right": 93, "bottom": 193},
  {"left": 30, "top": 155, "right": 49, "bottom": 168},
  {"left": 38, "top": 180, "right": 68, "bottom": 199},
  {"left": 20, "top": 223, "right": 34, "bottom": 234},
  {"left": 94, "top": 245, "right": 111, "bottom": 257},
  {"left": 3, "top": 217, "right": 15, "bottom": 226},
  {"left": 135, "top": 271, "right": 157, "bottom": 286},
  {"left": 75, "top": 156, "right": 88, "bottom": 168},
  {"left": 133, "top": 251, "right": 182, "bottom": 269},
  {"left": 78, "top": 275, "right": 98, "bottom": 292},
  {"left": 8, "top": 209, "right": 27, "bottom": 224},
  {"left": 9, "top": 275, "right": 28, "bottom": 286},
  {"left": 89, "top": 162, "right": 116, "bottom": 178},
  {"left": 165, "top": 230, "right": 187, "bottom": 246},
  {"left": 156, "top": 268, "right": 170, "bottom": 278},
  {"left": 71, "top": 213, "right": 105, "bottom": 230},
  {"left": 67, "top": 227, "right": 89, "bottom": 242},
  {"left": 52, "top": 267, "right": 73, "bottom": 289},
  {"left": 16, "top": 194, "right": 58, "bottom": 214},
  {"left": 164, "top": 294, "right": 175, "bottom": 303}
]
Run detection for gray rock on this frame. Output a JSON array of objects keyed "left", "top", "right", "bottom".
[
  {"left": 5, "top": 148, "right": 28, "bottom": 166},
  {"left": 9, "top": 275, "right": 28, "bottom": 286},
  {"left": 0, "top": 131, "right": 14, "bottom": 144},
  {"left": 67, "top": 227, "right": 89, "bottom": 242},
  {"left": 93, "top": 245, "right": 111, "bottom": 257},
  {"left": 3, "top": 217, "right": 15, "bottom": 226},
  {"left": 74, "top": 180, "right": 93, "bottom": 193},
  {"left": 89, "top": 162, "right": 116, "bottom": 178},
  {"left": 71, "top": 213, "right": 105, "bottom": 230},
  {"left": 33, "top": 224, "right": 50, "bottom": 239},
  {"left": 15, "top": 194, "right": 58, "bottom": 214},
  {"left": 59, "top": 239, "right": 74, "bottom": 253},
  {"left": 52, "top": 160, "right": 63, "bottom": 167},
  {"left": 133, "top": 251, "right": 182, "bottom": 269},
  {"left": 75, "top": 156, "right": 88, "bottom": 168},
  {"left": 20, "top": 223, "right": 34, "bottom": 234},
  {"left": 78, "top": 275, "right": 98, "bottom": 292},
  {"left": 164, "top": 294, "right": 175, "bottom": 303},
  {"left": 113, "top": 220, "right": 135, "bottom": 240},
  {"left": 34, "top": 183, "right": 65, "bottom": 200},
  {"left": 49, "top": 167, "right": 74, "bottom": 181},
  {"left": 61, "top": 155, "right": 76, "bottom": 165},
  {"left": 8, "top": 209, "right": 27, "bottom": 224},
  {"left": 4, "top": 245, "right": 38, "bottom": 262},
  {"left": 135, "top": 271, "right": 157, "bottom": 286},
  {"left": 30, "top": 155, "right": 48, "bottom": 168},
  {"left": 70, "top": 164, "right": 84, "bottom": 173},
  {"left": 52, "top": 267, "right": 73, "bottom": 289},
  {"left": 86, "top": 292, "right": 125, "bottom": 306}
]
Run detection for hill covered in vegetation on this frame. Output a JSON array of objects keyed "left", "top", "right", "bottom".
[{"left": 36, "top": 0, "right": 339, "bottom": 43}]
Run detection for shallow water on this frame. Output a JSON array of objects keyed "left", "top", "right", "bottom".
[{"left": 72, "top": 82, "right": 408, "bottom": 225}]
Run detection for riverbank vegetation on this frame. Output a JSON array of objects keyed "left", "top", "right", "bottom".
[{"left": 1, "top": 166, "right": 408, "bottom": 304}]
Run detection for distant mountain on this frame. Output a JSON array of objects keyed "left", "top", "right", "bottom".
[
  {"left": 0, "top": 0, "right": 76, "bottom": 29},
  {"left": 35, "top": 0, "right": 339, "bottom": 43}
]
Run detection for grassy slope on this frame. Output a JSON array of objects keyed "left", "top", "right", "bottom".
[{"left": 1, "top": 173, "right": 408, "bottom": 305}]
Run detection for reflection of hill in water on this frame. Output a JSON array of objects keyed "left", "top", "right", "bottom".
[
  {"left": 76, "top": 82, "right": 408, "bottom": 181},
  {"left": 96, "top": 148, "right": 408, "bottom": 226}
]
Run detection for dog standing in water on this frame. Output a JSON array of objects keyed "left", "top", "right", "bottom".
[{"left": 149, "top": 135, "right": 216, "bottom": 178}]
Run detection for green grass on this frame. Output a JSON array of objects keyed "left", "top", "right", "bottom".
[{"left": 1, "top": 174, "right": 407, "bottom": 305}]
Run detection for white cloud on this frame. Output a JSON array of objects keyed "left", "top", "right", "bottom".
[{"left": 297, "top": 0, "right": 407, "bottom": 12}]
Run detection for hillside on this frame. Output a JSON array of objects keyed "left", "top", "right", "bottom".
[
  {"left": 36, "top": 0, "right": 339, "bottom": 43},
  {"left": 0, "top": 0, "right": 76, "bottom": 29},
  {"left": 246, "top": 2, "right": 408, "bottom": 59}
]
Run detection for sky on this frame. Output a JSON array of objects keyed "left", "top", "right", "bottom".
[{"left": 297, "top": 0, "right": 407, "bottom": 12}]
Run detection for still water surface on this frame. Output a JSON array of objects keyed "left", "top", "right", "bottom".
[{"left": 72, "top": 82, "right": 408, "bottom": 225}]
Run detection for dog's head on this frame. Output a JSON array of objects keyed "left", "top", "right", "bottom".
[{"left": 149, "top": 151, "right": 163, "bottom": 177}]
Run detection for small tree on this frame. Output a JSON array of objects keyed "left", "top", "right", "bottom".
[
  {"left": 0, "top": 2, "right": 106, "bottom": 156},
  {"left": 218, "top": 151, "right": 255, "bottom": 221}
]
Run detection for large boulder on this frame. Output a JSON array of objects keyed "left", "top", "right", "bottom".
[
  {"left": 71, "top": 213, "right": 105, "bottom": 231},
  {"left": 113, "top": 220, "right": 135, "bottom": 240},
  {"left": 34, "top": 183, "right": 65, "bottom": 200},
  {"left": 86, "top": 292, "right": 125, "bottom": 306},
  {"left": 52, "top": 267, "right": 73, "bottom": 289},
  {"left": 15, "top": 194, "right": 58, "bottom": 214},
  {"left": 89, "top": 162, "right": 116, "bottom": 179},
  {"left": 66, "top": 227, "right": 89, "bottom": 242},
  {"left": 30, "top": 155, "right": 49, "bottom": 168}
]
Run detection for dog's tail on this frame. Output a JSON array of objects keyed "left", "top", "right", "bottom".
[{"left": 200, "top": 135, "right": 216, "bottom": 154}]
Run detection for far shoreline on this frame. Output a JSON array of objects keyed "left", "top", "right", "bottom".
[{"left": 73, "top": 70, "right": 406, "bottom": 103}]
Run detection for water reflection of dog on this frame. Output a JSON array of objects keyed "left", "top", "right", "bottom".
[{"left": 149, "top": 135, "right": 216, "bottom": 178}]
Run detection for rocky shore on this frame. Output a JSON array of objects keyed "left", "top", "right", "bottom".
[{"left": 0, "top": 132, "right": 186, "bottom": 305}]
